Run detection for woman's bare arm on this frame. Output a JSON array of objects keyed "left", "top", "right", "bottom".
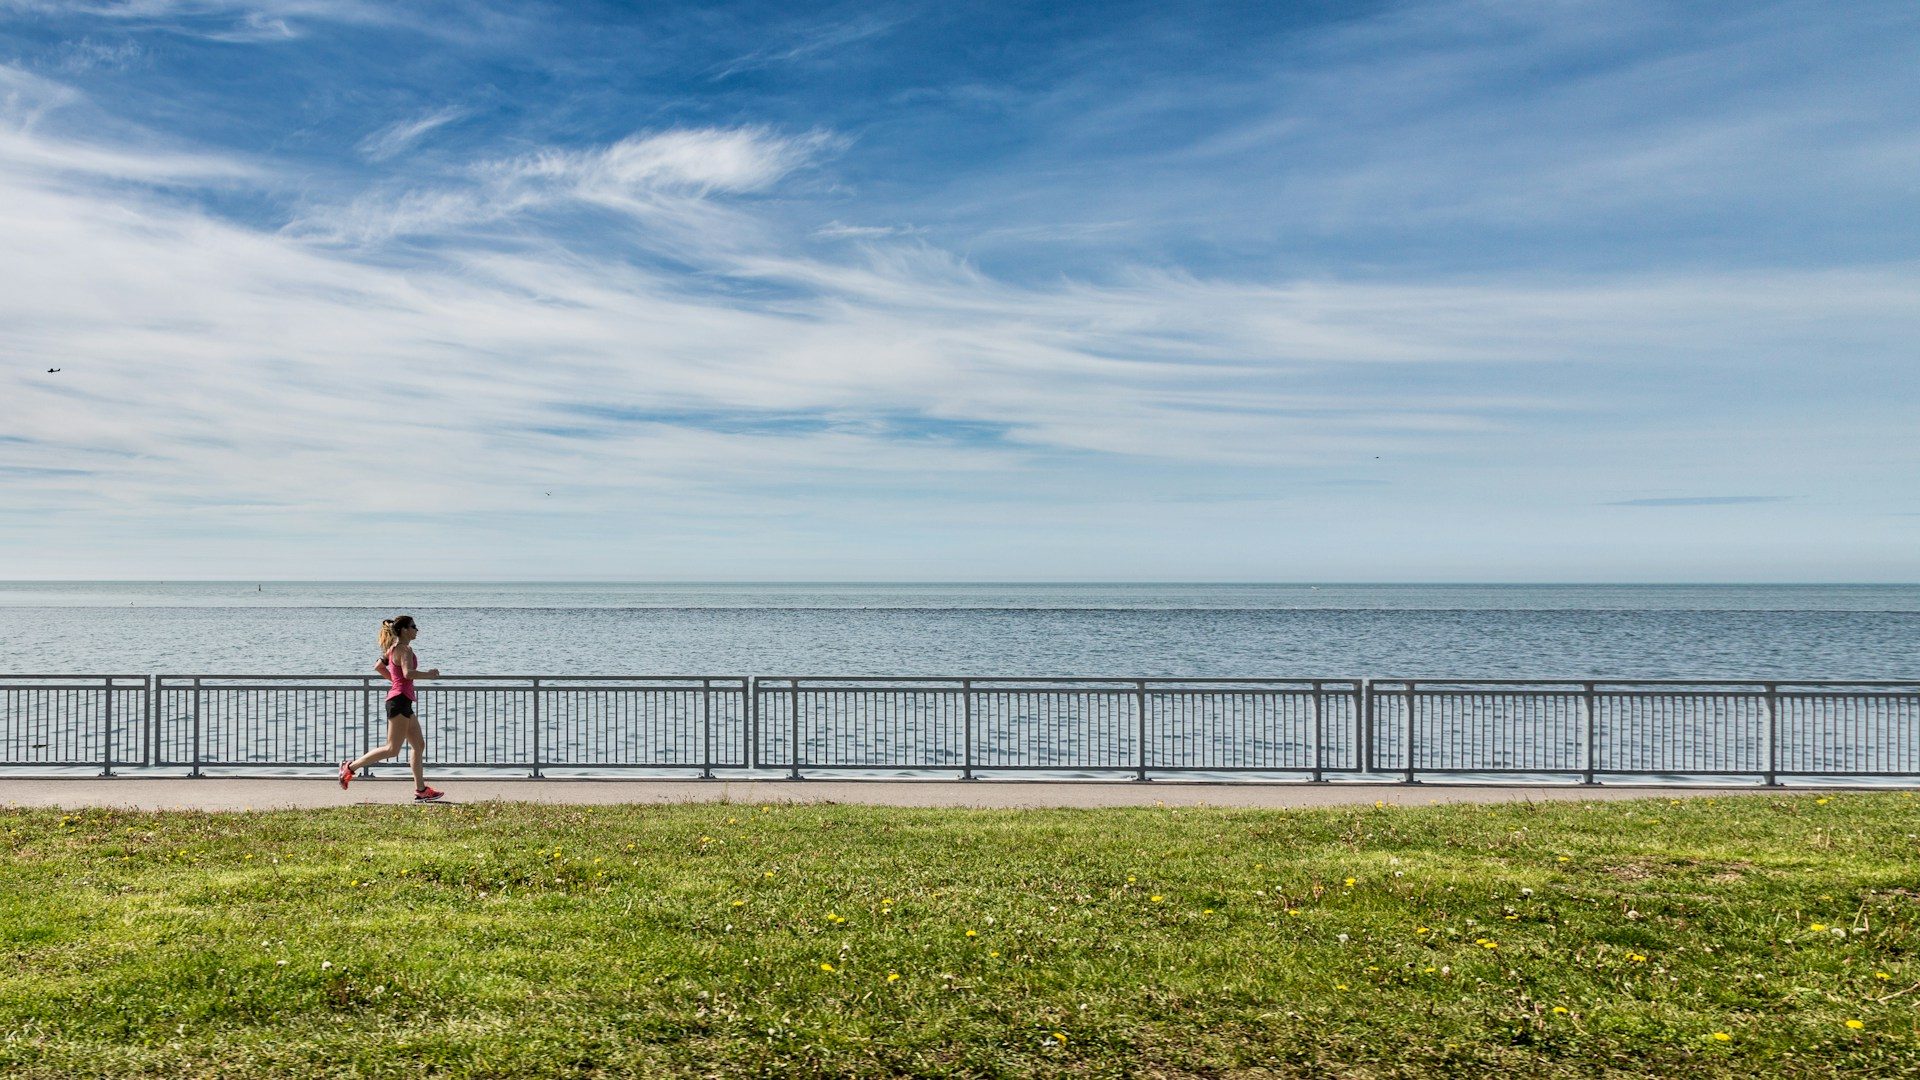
[{"left": 398, "top": 648, "right": 441, "bottom": 679}]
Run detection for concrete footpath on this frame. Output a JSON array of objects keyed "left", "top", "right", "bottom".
[{"left": 0, "top": 777, "right": 1878, "bottom": 812}]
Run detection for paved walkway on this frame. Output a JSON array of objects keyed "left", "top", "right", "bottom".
[{"left": 0, "top": 777, "right": 1874, "bottom": 812}]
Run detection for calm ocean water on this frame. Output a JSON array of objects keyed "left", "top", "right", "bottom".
[{"left": 3, "top": 581, "right": 1918, "bottom": 679}]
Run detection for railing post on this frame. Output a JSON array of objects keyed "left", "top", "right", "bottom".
[
  {"left": 530, "top": 678, "right": 543, "bottom": 779},
  {"left": 745, "top": 678, "right": 757, "bottom": 770},
  {"left": 789, "top": 680, "right": 803, "bottom": 781},
  {"left": 145, "top": 675, "right": 156, "bottom": 768},
  {"left": 1134, "top": 680, "right": 1150, "bottom": 782},
  {"left": 359, "top": 678, "right": 374, "bottom": 778},
  {"left": 701, "top": 679, "right": 714, "bottom": 779},
  {"left": 1358, "top": 679, "right": 1373, "bottom": 774},
  {"left": 1309, "top": 681, "right": 1324, "bottom": 783},
  {"left": 1763, "top": 682, "right": 1779, "bottom": 786},
  {"left": 961, "top": 678, "right": 975, "bottom": 781},
  {"left": 190, "top": 678, "right": 202, "bottom": 778},
  {"left": 1402, "top": 680, "right": 1418, "bottom": 783},
  {"left": 1581, "top": 681, "right": 1598, "bottom": 785},
  {"left": 100, "top": 677, "right": 114, "bottom": 777}
]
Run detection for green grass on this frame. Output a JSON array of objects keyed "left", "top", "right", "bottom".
[{"left": 2, "top": 792, "right": 1917, "bottom": 1078}]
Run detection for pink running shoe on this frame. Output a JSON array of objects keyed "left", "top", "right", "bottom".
[
  {"left": 338, "top": 761, "right": 354, "bottom": 789},
  {"left": 414, "top": 786, "right": 445, "bottom": 802}
]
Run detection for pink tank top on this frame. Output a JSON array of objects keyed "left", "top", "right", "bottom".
[{"left": 385, "top": 647, "right": 416, "bottom": 700}]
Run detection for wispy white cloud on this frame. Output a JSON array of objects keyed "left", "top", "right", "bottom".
[
  {"left": 356, "top": 105, "right": 467, "bottom": 161},
  {"left": 709, "top": 11, "right": 907, "bottom": 80},
  {"left": 51, "top": 37, "right": 144, "bottom": 73},
  {"left": 0, "top": 63, "right": 261, "bottom": 183},
  {"left": 296, "top": 126, "right": 839, "bottom": 243}
]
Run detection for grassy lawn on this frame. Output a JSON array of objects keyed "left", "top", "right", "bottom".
[{"left": 2, "top": 792, "right": 1917, "bottom": 1078}]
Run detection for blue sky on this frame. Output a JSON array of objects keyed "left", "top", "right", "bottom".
[{"left": 1, "top": 0, "right": 1916, "bottom": 581}]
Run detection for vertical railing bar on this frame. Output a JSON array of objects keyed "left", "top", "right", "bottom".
[
  {"left": 1763, "top": 682, "right": 1779, "bottom": 786},
  {"left": 961, "top": 678, "right": 975, "bottom": 781},
  {"left": 1403, "top": 680, "right": 1418, "bottom": 783},
  {"left": 1134, "top": 679, "right": 1149, "bottom": 782},
  {"left": 789, "top": 680, "right": 803, "bottom": 781},
  {"left": 1358, "top": 679, "right": 1372, "bottom": 774},
  {"left": 1582, "top": 681, "right": 1597, "bottom": 785},
  {"left": 1310, "top": 681, "right": 1324, "bottom": 782},
  {"left": 189, "top": 678, "right": 202, "bottom": 778},
  {"left": 701, "top": 678, "right": 714, "bottom": 779},
  {"left": 531, "top": 677, "right": 543, "bottom": 778},
  {"left": 100, "top": 676, "right": 114, "bottom": 777},
  {"left": 360, "top": 678, "right": 373, "bottom": 778},
  {"left": 144, "top": 674, "right": 155, "bottom": 767}
]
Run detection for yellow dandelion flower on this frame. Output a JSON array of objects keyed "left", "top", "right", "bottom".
[
  {"left": 1845, "top": 1019, "right": 1864, "bottom": 1030},
  {"left": 1874, "top": 971, "right": 1891, "bottom": 980},
  {"left": 1335, "top": 983, "right": 1349, "bottom": 990},
  {"left": 988, "top": 950, "right": 1000, "bottom": 958},
  {"left": 1344, "top": 877, "right": 1356, "bottom": 887},
  {"left": 1423, "top": 966, "right": 1436, "bottom": 973},
  {"left": 1627, "top": 953, "right": 1646, "bottom": 962},
  {"left": 1712, "top": 1032, "right": 1731, "bottom": 1042},
  {"left": 1482, "top": 941, "right": 1499, "bottom": 950},
  {"left": 1815, "top": 798, "right": 1830, "bottom": 805},
  {"left": 1374, "top": 800, "right": 1385, "bottom": 808},
  {"left": 1810, "top": 923, "right": 1828, "bottom": 933},
  {"left": 887, "top": 972, "right": 900, "bottom": 982},
  {"left": 1202, "top": 908, "right": 1215, "bottom": 915},
  {"left": 1127, "top": 875, "right": 1136, "bottom": 883},
  {"left": 1150, "top": 895, "right": 1164, "bottom": 903},
  {"left": 1286, "top": 908, "right": 1301, "bottom": 916},
  {"left": 732, "top": 900, "right": 745, "bottom": 907},
  {"left": 965, "top": 930, "right": 977, "bottom": 937},
  {"left": 1416, "top": 926, "right": 1430, "bottom": 934},
  {"left": 1556, "top": 856, "right": 1570, "bottom": 863},
  {"left": 1552, "top": 1007, "right": 1568, "bottom": 1015},
  {"left": 1053, "top": 1032, "right": 1067, "bottom": 1043},
  {"left": 820, "top": 963, "right": 834, "bottom": 973}
]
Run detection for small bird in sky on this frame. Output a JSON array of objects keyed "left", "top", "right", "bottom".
[
  {"left": 545, "top": 492, "right": 552, "bottom": 496},
  {"left": 46, "top": 367, "right": 61, "bottom": 373}
]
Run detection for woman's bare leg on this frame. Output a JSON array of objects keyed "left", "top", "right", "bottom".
[
  {"left": 347, "top": 719, "right": 407, "bottom": 772},
  {"left": 404, "top": 716, "right": 427, "bottom": 789}
]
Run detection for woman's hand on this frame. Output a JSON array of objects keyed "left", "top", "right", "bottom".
[{"left": 423, "top": 668, "right": 442, "bottom": 678}]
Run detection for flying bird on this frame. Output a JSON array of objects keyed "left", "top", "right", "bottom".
[{"left": 46, "top": 367, "right": 61, "bottom": 373}]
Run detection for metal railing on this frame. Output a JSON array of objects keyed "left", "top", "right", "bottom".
[
  {"left": 1, "top": 674, "right": 1915, "bottom": 783},
  {"left": 146, "top": 675, "right": 749, "bottom": 777},
  {"left": 750, "top": 677, "right": 1361, "bottom": 780},
  {"left": 0, "top": 675, "right": 150, "bottom": 775}
]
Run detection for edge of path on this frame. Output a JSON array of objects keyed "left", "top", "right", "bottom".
[{"left": 2, "top": 777, "right": 1897, "bottom": 812}]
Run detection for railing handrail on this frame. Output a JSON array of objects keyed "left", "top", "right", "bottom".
[{"left": 149, "top": 673, "right": 748, "bottom": 681}]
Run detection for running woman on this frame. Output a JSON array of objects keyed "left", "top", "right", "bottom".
[{"left": 339, "top": 614, "right": 445, "bottom": 801}]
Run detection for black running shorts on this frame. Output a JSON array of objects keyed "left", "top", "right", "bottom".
[{"left": 386, "top": 695, "right": 416, "bottom": 719}]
